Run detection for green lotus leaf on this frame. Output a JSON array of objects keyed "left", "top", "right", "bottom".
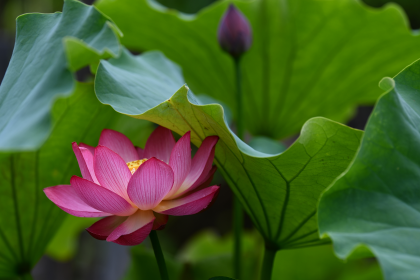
[
  {"left": 248, "top": 136, "right": 286, "bottom": 154},
  {"left": 95, "top": 49, "right": 363, "bottom": 250},
  {"left": 318, "top": 59, "right": 420, "bottom": 280},
  {"left": 0, "top": 82, "right": 153, "bottom": 278},
  {"left": 155, "top": 0, "right": 216, "bottom": 14},
  {"left": 0, "top": 0, "right": 121, "bottom": 151},
  {"left": 96, "top": 0, "right": 420, "bottom": 139}
]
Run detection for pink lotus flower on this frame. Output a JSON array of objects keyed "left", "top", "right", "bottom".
[{"left": 44, "top": 127, "right": 220, "bottom": 246}]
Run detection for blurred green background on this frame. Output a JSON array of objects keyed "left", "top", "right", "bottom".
[{"left": 0, "top": 0, "right": 418, "bottom": 279}]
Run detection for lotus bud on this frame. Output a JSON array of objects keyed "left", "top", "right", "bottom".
[{"left": 217, "top": 4, "right": 252, "bottom": 59}]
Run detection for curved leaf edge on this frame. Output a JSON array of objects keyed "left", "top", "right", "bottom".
[
  {"left": 95, "top": 0, "right": 420, "bottom": 142},
  {"left": 95, "top": 78, "right": 359, "bottom": 160},
  {"left": 98, "top": 0, "right": 415, "bottom": 35},
  {"left": 1, "top": 0, "right": 123, "bottom": 152},
  {"left": 95, "top": 56, "right": 364, "bottom": 248},
  {"left": 317, "top": 58, "right": 420, "bottom": 276}
]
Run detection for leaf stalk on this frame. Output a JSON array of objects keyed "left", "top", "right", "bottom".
[
  {"left": 260, "top": 246, "right": 277, "bottom": 280},
  {"left": 149, "top": 230, "right": 169, "bottom": 280},
  {"left": 233, "top": 56, "right": 244, "bottom": 279}
]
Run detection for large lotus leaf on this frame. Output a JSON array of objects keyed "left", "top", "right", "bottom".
[
  {"left": 0, "top": 82, "right": 153, "bottom": 278},
  {"left": 96, "top": 0, "right": 420, "bottom": 139},
  {"left": 318, "top": 60, "right": 420, "bottom": 280},
  {"left": 363, "top": 0, "right": 420, "bottom": 28},
  {"left": 155, "top": 0, "right": 216, "bottom": 14},
  {"left": 0, "top": 0, "right": 121, "bottom": 151},
  {"left": 95, "top": 50, "right": 363, "bottom": 250},
  {"left": 275, "top": 245, "right": 382, "bottom": 280}
]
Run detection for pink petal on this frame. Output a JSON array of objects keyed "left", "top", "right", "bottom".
[
  {"left": 136, "top": 146, "right": 145, "bottom": 159},
  {"left": 190, "top": 146, "right": 216, "bottom": 189},
  {"left": 152, "top": 213, "right": 169, "bottom": 230},
  {"left": 80, "top": 147, "right": 99, "bottom": 184},
  {"left": 94, "top": 146, "right": 132, "bottom": 201},
  {"left": 153, "top": 186, "right": 220, "bottom": 216},
  {"left": 184, "top": 166, "right": 217, "bottom": 195},
  {"left": 127, "top": 158, "right": 174, "bottom": 210},
  {"left": 107, "top": 210, "right": 155, "bottom": 246},
  {"left": 44, "top": 185, "right": 110, "bottom": 217},
  {"left": 86, "top": 215, "right": 127, "bottom": 240},
  {"left": 172, "top": 162, "right": 217, "bottom": 200},
  {"left": 71, "top": 176, "right": 137, "bottom": 216},
  {"left": 98, "top": 129, "right": 139, "bottom": 162},
  {"left": 144, "top": 126, "right": 175, "bottom": 163},
  {"left": 169, "top": 136, "right": 218, "bottom": 199},
  {"left": 74, "top": 143, "right": 98, "bottom": 184},
  {"left": 72, "top": 142, "right": 94, "bottom": 182},
  {"left": 165, "top": 132, "right": 192, "bottom": 198},
  {"left": 79, "top": 143, "right": 95, "bottom": 155}
]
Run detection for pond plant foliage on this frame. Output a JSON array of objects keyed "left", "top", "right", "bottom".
[{"left": 0, "top": 0, "right": 419, "bottom": 279}]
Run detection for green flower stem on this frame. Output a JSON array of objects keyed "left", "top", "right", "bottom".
[
  {"left": 149, "top": 230, "right": 169, "bottom": 280},
  {"left": 260, "top": 246, "right": 277, "bottom": 280},
  {"left": 233, "top": 56, "right": 244, "bottom": 279}
]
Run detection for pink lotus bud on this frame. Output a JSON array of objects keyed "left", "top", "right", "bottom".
[{"left": 217, "top": 4, "right": 252, "bottom": 58}]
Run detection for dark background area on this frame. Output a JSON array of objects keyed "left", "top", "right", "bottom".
[{"left": 0, "top": 0, "right": 419, "bottom": 279}]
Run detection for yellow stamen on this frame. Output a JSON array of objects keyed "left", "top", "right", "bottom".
[{"left": 126, "top": 159, "right": 148, "bottom": 175}]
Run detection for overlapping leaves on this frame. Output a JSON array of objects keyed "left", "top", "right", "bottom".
[
  {"left": 0, "top": 83, "right": 153, "bottom": 277},
  {"left": 95, "top": 50, "right": 363, "bottom": 249},
  {"left": 319, "top": 60, "right": 420, "bottom": 280},
  {"left": 0, "top": 1, "right": 154, "bottom": 277},
  {"left": 0, "top": 0, "right": 121, "bottom": 150},
  {"left": 96, "top": 0, "right": 420, "bottom": 139}
]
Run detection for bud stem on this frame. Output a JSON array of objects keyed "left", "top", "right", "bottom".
[
  {"left": 149, "top": 230, "right": 169, "bottom": 280},
  {"left": 233, "top": 56, "right": 244, "bottom": 280},
  {"left": 235, "top": 56, "right": 245, "bottom": 140}
]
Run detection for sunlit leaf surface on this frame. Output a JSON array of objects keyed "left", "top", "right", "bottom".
[
  {"left": 96, "top": 0, "right": 420, "bottom": 139},
  {"left": 319, "top": 60, "right": 420, "bottom": 280},
  {"left": 95, "top": 50, "right": 362, "bottom": 250}
]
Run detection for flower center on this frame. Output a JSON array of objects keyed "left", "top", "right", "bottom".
[{"left": 126, "top": 159, "right": 147, "bottom": 175}]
